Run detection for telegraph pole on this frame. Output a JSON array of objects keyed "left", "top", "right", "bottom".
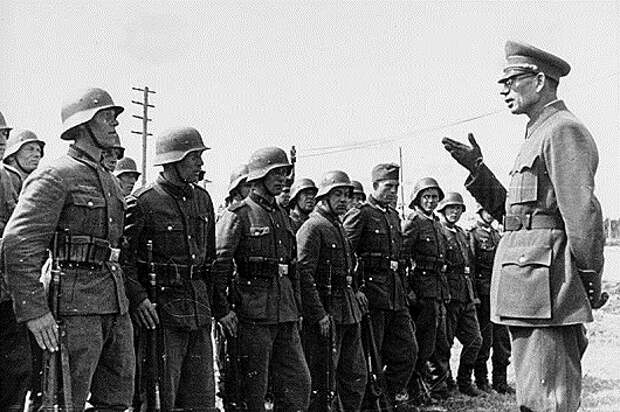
[
  {"left": 398, "top": 146, "right": 405, "bottom": 219},
  {"left": 131, "top": 86, "right": 156, "bottom": 186}
]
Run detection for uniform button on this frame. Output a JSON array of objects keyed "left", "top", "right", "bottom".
[
  {"left": 518, "top": 256, "right": 526, "bottom": 263},
  {"left": 87, "top": 201, "right": 94, "bottom": 207},
  {"left": 188, "top": 235, "right": 192, "bottom": 240},
  {"left": 111, "top": 265, "right": 116, "bottom": 271},
  {"left": 369, "top": 277, "right": 373, "bottom": 281},
  {"left": 280, "top": 257, "right": 285, "bottom": 262},
  {"left": 109, "top": 218, "right": 113, "bottom": 223},
  {"left": 589, "top": 289, "right": 594, "bottom": 294},
  {"left": 331, "top": 244, "right": 336, "bottom": 248},
  {"left": 182, "top": 197, "right": 187, "bottom": 201},
  {"left": 192, "top": 254, "right": 196, "bottom": 259},
  {"left": 167, "top": 225, "right": 173, "bottom": 231},
  {"left": 276, "top": 224, "right": 280, "bottom": 228},
  {"left": 278, "top": 240, "right": 282, "bottom": 244}
]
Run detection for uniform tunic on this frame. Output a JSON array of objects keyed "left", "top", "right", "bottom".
[
  {"left": 213, "top": 191, "right": 310, "bottom": 410},
  {"left": 465, "top": 100, "right": 604, "bottom": 411},
  {"left": 123, "top": 174, "right": 217, "bottom": 411},
  {"left": 2, "top": 145, "right": 134, "bottom": 410},
  {"left": 298, "top": 206, "right": 366, "bottom": 411},
  {"left": 343, "top": 195, "right": 416, "bottom": 398}
]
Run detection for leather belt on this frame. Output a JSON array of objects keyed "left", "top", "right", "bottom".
[
  {"left": 503, "top": 214, "right": 564, "bottom": 231},
  {"left": 55, "top": 234, "right": 119, "bottom": 265},
  {"left": 138, "top": 261, "right": 210, "bottom": 285}
]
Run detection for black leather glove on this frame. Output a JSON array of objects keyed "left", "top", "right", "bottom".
[{"left": 441, "top": 133, "right": 483, "bottom": 173}]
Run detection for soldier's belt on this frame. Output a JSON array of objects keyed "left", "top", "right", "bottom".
[
  {"left": 138, "top": 261, "right": 211, "bottom": 285},
  {"left": 413, "top": 259, "right": 446, "bottom": 273},
  {"left": 359, "top": 253, "right": 402, "bottom": 271},
  {"left": 55, "top": 234, "right": 119, "bottom": 265},
  {"left": 503, "top": 213, "right": 564, "bottom": 231},
  {"left": 237, "top": 256, "right": 295, "bottom": 279}
]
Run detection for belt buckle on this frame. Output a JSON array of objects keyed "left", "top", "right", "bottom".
[
  {"left": 504, "top": 215, "right": 522, "bottom": 230},
  {"left": 390, "top": 260, "right": 399, "bottom": 272},
  {"left": 109, "top": 247, "right": 120, "bottom": 263},
  {"left": 464, "top": 266, "right": 471, "bottom": 275},
  {"left": 189, "top": 265, "right": 195, "bottom": 280},
  {"left": 278, "top": 264, "right": 289, "bottom": 277}
]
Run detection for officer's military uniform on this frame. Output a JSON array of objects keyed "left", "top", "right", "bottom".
[
  {"left": 2, "top": 88, "right": 135, "bottom": 411},
  {"left": 469, "top": 218, "right": 512, "bottom": 392},
  {"left": 298, "top": 171, "right": 366, "bottom": 411},
  {"left": 343, "top": 164, "right": 416, "bottom": 403},
  {"left": 213, "top": 147, "right": 310, "bottom": 411},
  {"left": 431, "top": 194, "right": 482, "bottom": 395},
  {"left": 123, "top": 127, "right": 217, "bottom": 411},
  {"left": 446, "top": 42, "right": 605, "bottom": 411},
  {"left": 402, "top": 181, "right": 450, "bottom": 390}
]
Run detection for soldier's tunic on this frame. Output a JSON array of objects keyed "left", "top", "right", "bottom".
[
  {"left": 431, "top": 222, "right": 481, "bottom": 388},
  {"left": 402, "top": 209, "right": 449, "bottom": 378},
  {"left": 2, "top": 145, "right": 135, "bottom": 410},
  {"left": 123, "top": 174, "right": 217, "bottom": 411},
  {"left": 343, "top": 195, "right": 416, "bottom": 399},
  {"left": 298, "top": 206, "right": 367, "bottom": 411},
  {"left": 3, "top": 164, "right": 26, "bottom": 195},
  {"left": 289, "top": 208, "right": 309, "bottom": 234},
  {"left": 465, "top": 101, "right": 604, "bottom": 411},
  {"left": 469, "top": 221, "right": 511, "bottom": 387},
  {"left": 213, "top": 191, "right": 310, "bottom": 411}
]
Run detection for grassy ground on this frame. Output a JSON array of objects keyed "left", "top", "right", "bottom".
[{"left": 442, "top": 279, "right": 620, "bottom": 412}]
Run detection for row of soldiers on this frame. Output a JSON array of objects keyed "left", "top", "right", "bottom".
[{"left": 0, "top": 87, "right": 511, "bottom": 412}]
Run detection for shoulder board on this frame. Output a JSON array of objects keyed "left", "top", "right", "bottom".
[{"left": 132, "top": 183, "right": 155, "bottom": 198}]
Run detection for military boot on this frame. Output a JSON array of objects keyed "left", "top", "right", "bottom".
[
  {"left": 476, "top": 380, "right": 493, "bottom": 394},
  {"left": 492, "top": 371, "right": 515, "bottom": 394},
  {"left": 456, "top": 363, "right": 481, "bottom": 397}
]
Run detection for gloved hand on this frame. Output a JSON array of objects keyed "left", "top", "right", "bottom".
[{"left": 441, "top": 133, "right": 483, "bottom": 173}]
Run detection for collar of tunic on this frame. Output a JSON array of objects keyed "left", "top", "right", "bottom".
[{"left": 526, "top": 100, "right": 567, "bottom": 139}]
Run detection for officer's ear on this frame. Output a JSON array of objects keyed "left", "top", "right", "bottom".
[
  {"left": 372, "top": 182, "right": 379, "bottom": 191},
  {"left": 535, "top": 72, "right": 547, "bottom": 93}
]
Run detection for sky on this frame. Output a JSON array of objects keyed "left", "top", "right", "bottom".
[{"left": 2, "top": 1, "right": 619, "bottom": 219}]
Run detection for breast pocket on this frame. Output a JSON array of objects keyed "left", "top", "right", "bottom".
[
  {"left": 68, "top": 190, "right": 106, "bottom": 233},
  {"left": 153, "top": 220, "right": 185, "bottom": 249},
  {"left": 245, "top": 226, "right": 272, "bottom": 255},
  {"left": 496, "top": 245, "right": 552, "bottom": 319},
  {"left": 508, "top": 151, "right": 540, "bottom": 205}
]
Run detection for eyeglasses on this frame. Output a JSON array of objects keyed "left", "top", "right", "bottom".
[{"left": 501, "top": 72, "right": 538, "bottom": 91}]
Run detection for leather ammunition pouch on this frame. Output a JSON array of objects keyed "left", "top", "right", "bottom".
[
  {"left": 54, "top": 234, "right": 119, "bottom": 266},
  {"left": 138, "top": 261, "right": 211, "bottom": 286}
]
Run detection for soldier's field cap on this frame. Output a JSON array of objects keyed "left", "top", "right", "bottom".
[
  {"left": 498, "top": 40, "right": 571, "bottom": 83},
  {"left": 371, "top": 163, "right": 399, "bottom": 183}
]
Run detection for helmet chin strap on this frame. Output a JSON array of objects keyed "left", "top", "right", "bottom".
[
  {"left": 173, "top": 163, "right": 192, "bottom": 185},
  {"left": 85, "top": 123, "right": 110, "bottom": 150}
]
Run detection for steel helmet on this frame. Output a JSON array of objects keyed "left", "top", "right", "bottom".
[
  {"left": 408, "top": 177, "right": 444, "bottom": 209},
  {"left": 316, "top": 170, "right": 354, "bottom": 199},
  {"left": 246, "top": 147, "right": 292, "bottom": 182},
  {"left": 153, "top": 127, "right": 209, "bottom": 166},
  {"left": 436, "top": 191, "right": 466, "bottom": 213},
  {"left": 351, "top": 180, "right": 365, "bottom": 197},
  {"left": 290, "top": 178, "right": 318, "bottom": 203},
  {"left": 113, "top": 157, "right": 141, "bottom": 178},
  {"left": 60, "top": 88, "right": 124, "bottom": 140},
  {"left": 3, "top": 129, "right": 45, "bottom": 163},
  {"left": 227, "top": 163, "right": 249, "bottom": 195},
  {"left": 0, "top": 111, "right": 11, "bottom": 132}
]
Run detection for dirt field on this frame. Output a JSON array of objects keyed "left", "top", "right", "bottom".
[{"left": 443, "top": 246, "right": 620, "bottom": 412}]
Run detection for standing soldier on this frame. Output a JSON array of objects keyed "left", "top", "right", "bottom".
[
  {"left": 289, "top": 178, "right": 318, "bottom": 233},
  {"left": 348, "top": 180, "right": 366, "bottom": 210},
  {"left": 443, "top": 41, "right": 606, "bottom": 411},
  {"left": 2, "top": 88, "right": 135, "bottom": 411},
  {"left": 122, "top": 126, "right": 217, "bottom": 411},
  {"left": 298, "top": 170, "right": 367, "bottom": 411},
  {"left": 275, "top": 177, "right": 292, "bottom": 211},
  {"left": 402, "top": 177, "right": 450, "bottom": 403},
  {"left": 343, "top": 163, "right": 417, "bottom": 408},
  {"left": 225, "top": 163, "right": 250, "bottom": 208},
  {"left": 101, "top": 136, "right": 124, "bottom": 173},
  {"left": 432, "top": 192, "right": 482, "bottom": 397},
  {"left": 469, "top": 205, "right": 514, "bottom": 394},
  {"left": 113, "top": 157, "right": 141, "bottom": 197},
  {"left": 213, "top": 146, "right": 311, "bottom": 411},
  {"left": 0, "top": 111, "right": 16, "bottom": 235},
  {"left": 2, "top": 129, "right": 45, "bottom": 193}
]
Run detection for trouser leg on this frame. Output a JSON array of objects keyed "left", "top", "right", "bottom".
[
  {"left": 510, "top": 325, "right": 587, "bottom": 412},
  {"left": 474, "top": 294, "right": 492, "bottom": 385},
  {"left": 381, "top": 309, "right": 416, "bottom": 398},
  {"left": 454, "top": 302, "right": 482, "bottom": 388},
  {"left": 336, "top": 322, "right": 367, "bottom": 412},
  {"left": 491, "top": 322, "right": 511, "bottom": 386}
]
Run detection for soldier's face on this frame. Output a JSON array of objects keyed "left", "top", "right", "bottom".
[
  {"left": 89, "top": 109, "right": 120, "bottom": 148},
  {"left": 418, "top": 188, "right": 440, "bottom": 213},
  {"left": 15, "top": 142, "right": 43, "bottom": 173},
  {"left": 176, "top": 151, "right": 204, "bottom": 183},
  {"left": 101, "top": 149, "right": 118, "bottom": 172},
  {"left": 0, "top": 130, "right": 9, "bottom": 158},
  {"left": 480, "top": 210, "right": 494, "bottom": 224},
  {"left": 296, "top": 189, "right": 316, "bottom": 213},
  {"left": 237, "top": 181, "right": 250, "bottom": 199},
  {"left": 118, "top": 173, "right": 138, "bottom": 196},
  {"left": 265, "top": 167, "right": 289, "bottom": 197},
  {"left": 500, "top": 73, "right": 541, "bottom": 115},
  {"left": 374, "top": 179, "right": 399, "bottom": 205},
  {"left": 327, "top": 188, "right": 351, "bottom": 216},
  {"left": 443, "top": 205, "right": 463, "bottom": 224}
]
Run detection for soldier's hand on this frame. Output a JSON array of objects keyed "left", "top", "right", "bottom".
[
  {"left": 441, "top": 133, "right": 483, "bottom": 173},
  {"left": 318, "top": 315, "right": 331, "bottom": 337},
  {"left": 27, "top": 312, "right": 58, "bottom": 352},
  {"left": 219, "top": 311, "right": 238, "bottom": 338},
  {"left": 136, "top": 298, "right": 159, "bottom": 330},
  {"left": 355, "top": 291, "right": 369, "bottom": 314}
]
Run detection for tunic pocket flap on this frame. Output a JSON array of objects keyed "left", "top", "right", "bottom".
[
  {"left": 502, "top": 245, "right": 552, "bottom": 267},
  {"left": 72, "top": 192, "right": 106, "bottom": 208},
  {"left": 248, "top": 226, "right": 271, "bottom": 236},
  {"left": 509, "top": 150, "right": 539, "bottom": 175}
]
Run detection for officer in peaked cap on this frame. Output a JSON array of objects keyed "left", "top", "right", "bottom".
[
  {"left": 343, "top": 163, "right": 417, "bottom": 408},
  {"left": 213, "top": 147, "right": 310, "bottom": 410},
  {"left": 2, "top": 88, "right": 135, "bottom": 410},
  {"left": 113, "top": 157, "right": 141, "bottom": 197},
  {"left": 443, "top": 41, "right": 605, "bottom": 411}
]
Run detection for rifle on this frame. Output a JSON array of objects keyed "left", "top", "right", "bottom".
[
  {"left": 217, "top": 322, "right": 247, "bottom": 411},
  {"left": 144, "top": 240, "right": 162, "bottom": 412},
  {"left": 361, "top": 313, "right": 393, "bottom": 412},
  {"left": 39, "top": 230, "right": 73, "bottom": 411},
  {"left": 323, "top": 267, "right": 337, "bottom": 411}
]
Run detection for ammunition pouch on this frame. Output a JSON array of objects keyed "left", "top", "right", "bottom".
[
  {"left": 413, "top": 256, "right": 446, "bottom": 273},
  {"left": 54, "top": 234, "right": 119, "bottom": 265},
  {"left": 138, "top": 261, "right": 211, "bottom": 286}
]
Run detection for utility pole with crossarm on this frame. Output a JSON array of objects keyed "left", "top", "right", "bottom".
[{"left": 131, "top": 86, "right": 156, "bottom": 187}]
